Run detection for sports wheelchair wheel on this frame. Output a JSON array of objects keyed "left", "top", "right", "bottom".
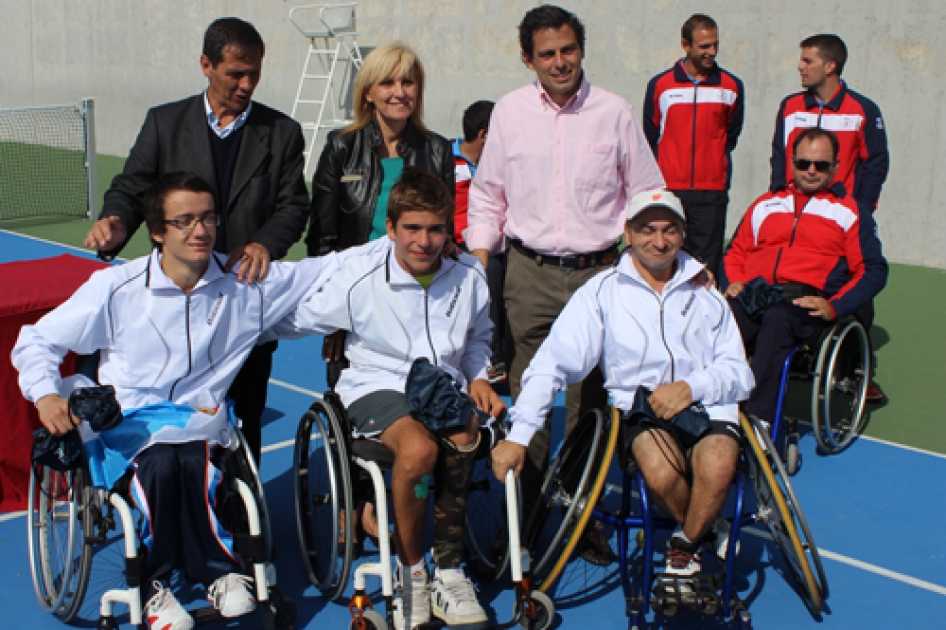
[
  {"left": 524, "top": 407, "right": 619, "bottom": 591},
  {"left": 294, "top": 396, "right": 354, "bottom": 600},
  {"left": 811, "top": 318, "right": 871, "bottom": 453},
  {"left": 27, "top": 463, "right": 93, "bottom": 622},
  {"left": 741, "top": 413, "right": 827, "bottom": 615},
  {"left": 464, "top": 426, "right": 514, "bottom": 582}
]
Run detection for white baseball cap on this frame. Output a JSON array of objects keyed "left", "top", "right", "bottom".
[{"left": 626, "top": 189, "right": 686, "bottom": 224}]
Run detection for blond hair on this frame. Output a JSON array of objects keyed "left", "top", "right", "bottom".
[{"left": 344, "top": 42, "right": 428, "bottom": 136}]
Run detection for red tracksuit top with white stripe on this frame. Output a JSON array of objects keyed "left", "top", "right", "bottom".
[
  {"left": 770, "top": 81, "right": 888, "bottom": 209},
  {"left": 643, "top": 61, "right": 745, "bottom": 191},
  {"left": 723, "top": 183, "right": 887, "bottom": 320}
]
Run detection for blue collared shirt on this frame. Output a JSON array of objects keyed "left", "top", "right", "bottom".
[{"left": 203, "top": 91, "right": 253, "bottom": 138}]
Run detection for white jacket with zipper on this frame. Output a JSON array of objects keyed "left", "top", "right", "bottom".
[{"left": 507, "top": 251, "right": 754, "bottom": 447}]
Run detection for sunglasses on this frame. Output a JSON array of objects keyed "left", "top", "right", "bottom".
[{"left": 793, "top": 159, "right": 835, "bottom": 173}]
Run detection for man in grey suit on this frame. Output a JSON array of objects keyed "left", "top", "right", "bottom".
[{"left": 84, "top": 17, "right": 309, "bottom": 462}]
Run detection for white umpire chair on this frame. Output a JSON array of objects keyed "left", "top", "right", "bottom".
[{"left": 289, "top": 3, "right": 364, "bottom": 177}]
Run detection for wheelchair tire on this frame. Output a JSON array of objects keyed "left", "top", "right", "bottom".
[
  {"left": 524, "top": 407, "right": 619, "bottom": 592},
  {"left": 516, "top": 590, "right": 555, "bottom": 630},
  {"left": 741, "top": 413, "right": 828, "bottom": 615},
  {"left": 229, "top": 427, "right": 273, "bottom": 561},
  {"left": 27, "top": 464, "right": 93, "bottom": 622},
  {"left": 463, "top": 443, "right": 514, "bottom": 582},
  {"left": 350, "top": 608, "right": 387, "bottom": 630},
  {"left": 293, "top": 398, "right": 354, "bottom": 600},
  {"left": 811, "top": 318, "right": 871, "bottom": 454}
]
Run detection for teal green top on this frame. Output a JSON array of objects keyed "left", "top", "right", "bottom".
[
  {"left": 370, "top": 157, "right": 405, "bottom": 241},
  {"left": 414, "top": 272, "right": 437, "bottom": 290}
]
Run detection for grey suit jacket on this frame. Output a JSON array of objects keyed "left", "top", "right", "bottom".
[{"left": 100, "top": 94, "right": 309, "bottom": 260}]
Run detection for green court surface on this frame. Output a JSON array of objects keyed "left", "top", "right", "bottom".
[{"left": 4, "top": 154, "right": 944, "bottom": 455}]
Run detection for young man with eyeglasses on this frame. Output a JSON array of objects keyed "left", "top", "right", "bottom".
[
  {"left": 14, "top": 172, "right": 347, "bottom": 630},
  {"left": 723, "top": 128, "right": 887, "bottom": 430}
]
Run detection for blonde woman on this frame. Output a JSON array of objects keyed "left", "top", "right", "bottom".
[{"left": 305, "top": 42, "right": 454, "bottom": 256}]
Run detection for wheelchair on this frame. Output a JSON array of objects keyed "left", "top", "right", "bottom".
[
  {"left": 292, "top": 388, "right": 555, "bottom": 630},
  {"left": 769, "top": 315, "right": 873, "bottom": 475},
  {"left": 27, "top": 426, "right": 297, "bottom": 629},
  {"left": 524, "top": 408, "right": 827, "bottom": 629}
]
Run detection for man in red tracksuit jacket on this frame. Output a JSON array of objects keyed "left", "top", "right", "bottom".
[
  {"left": 644, "top": 13, "right": 744, "bottom": 275},
  {"left": 724, "top": 128, "right": 887, "bottom": 426},
  {"left": 770, "top": 33, "right": 889, "bottom": 399},
  {"left": 770, "top": 34, "right": 888, "bottom": 211}
]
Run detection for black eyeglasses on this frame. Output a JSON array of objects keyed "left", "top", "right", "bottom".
[
  {"left": 164, "top": 211, "right": 219, "bottom": 233},
  {"left": 793, "top": 159, "right": 835, "bottom": 173}
]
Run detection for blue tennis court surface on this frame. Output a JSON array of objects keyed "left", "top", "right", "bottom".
[{"left": 2, "top": 230, "right": 945, "bottom": 629}]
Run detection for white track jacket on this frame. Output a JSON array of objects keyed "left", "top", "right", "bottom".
[
  {"left": 13, "top": 249, "right": 341, "bottom": 448},
  {"left": 275, "top": 239, "right": 492, "bottom": 409},
  {"left": 507, "top": 251, "right": 754, "bottom": 447}
]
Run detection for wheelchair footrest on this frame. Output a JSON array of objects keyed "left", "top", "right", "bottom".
[{"left": 651, "top": 573, "right": 722, "bottom": 617}]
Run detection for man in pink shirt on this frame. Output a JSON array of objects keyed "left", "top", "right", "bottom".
[{"left": 465, "top": 4, "right": 664, "bottom": 563}]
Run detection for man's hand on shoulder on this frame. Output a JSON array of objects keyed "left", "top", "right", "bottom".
[
  {"left": 793, "top": 296, "right": 836, "bottom": 321},
  {"left": 84, "top": 216, "right": 127, "bottom": 251},
  {"left": 648, "top": 381, "right": 693, "bottom": 420},
  {"left": 491, "top": 440, "right": 526, "bottom": 483},
  {"left": 36, "top": 394, "right": 77, "bottom": 436},
  {"left": 470, "top": 378, "right": 506, "bottom": 420},
  {"left": 724, "top": 281, "right": 745, "bottom": 298},
  {"left": 227, "top": 242, "right": 272, "bottom": 284}
]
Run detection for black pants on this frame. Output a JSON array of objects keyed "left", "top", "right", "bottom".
[
  {"left": 673, "top": 189, "right": 729, "bottom": 276},
  {"left": 131, "top": 442, "right": 241, "bottom": 586},
  {"left": 729, "top": 299, "right": 826, "bottom": 422},
  {"left": 227, "top": 340, "right": 277, "bottom": 463},
  {"left": 488, "top": 250, "right": 509, "bottom": 367}
]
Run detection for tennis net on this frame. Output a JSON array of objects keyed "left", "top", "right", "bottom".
[{"left": 0, "top": 98, "right": 97, "bottom": 221}]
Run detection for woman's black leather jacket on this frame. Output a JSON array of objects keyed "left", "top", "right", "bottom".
[{"left": 305, "top": 118, "right": 455, "bottom": 255}]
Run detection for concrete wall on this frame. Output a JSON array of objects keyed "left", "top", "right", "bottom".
[{"left": 2, "top": 0, "right": 944, "bottom": 267}]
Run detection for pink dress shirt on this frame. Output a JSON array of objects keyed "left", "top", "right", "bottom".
[{"left": 464, "top": 77, "right": 665, "bottom": 256}]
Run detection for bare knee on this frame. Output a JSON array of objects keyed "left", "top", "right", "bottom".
[
  {"left": 384, "top": 418, "right": 439, "bottom": 479},
  {"left": 692, "top": 434, "right": 739, "bottom": 489},
  {"left": 632, "top": 430, "right": 687, "bottom": 495}
]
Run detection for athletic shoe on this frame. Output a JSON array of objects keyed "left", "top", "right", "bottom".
[
  {"left": 430, "top": 566, "right": 489, "bottom": 627},
  {"left": 207, "top": 573, "right": 256, "bottom": 618},
  {"left": 393, "top": 563, "right": 431, "bottom": 630},
  {"left": 487, "top": 363, "right": 508, "bottom": 385},
  {"left": 709, "top": 517, "right": 740, "bottom": 560},
  {"left": 664, "top": 534, "right": 701, "bottom": 577},
  {"left": 146, "top": 581, "right": 194, "bottom": 630},
  {"left": 579, "top": 525, "right": 616, "bottom": 566}
]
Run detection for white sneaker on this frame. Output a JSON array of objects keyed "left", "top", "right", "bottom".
[
  {"left": 145, "top": 581, "right": 194, "bottom": 630},
  {"left": 430, "top": 567, "right": 488, "bottom": 626},
  {"left": 711, "top": 517, "right": 741, "bottom": 560},
  {"left": 393, "top": 563, "right": 431, "bottom": 630},
  {"left": 207, "top": 573, "right": 256, "bottom": 618}
]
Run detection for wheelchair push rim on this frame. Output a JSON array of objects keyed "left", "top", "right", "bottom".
[
  {"left": 293, "top": 398, "right": 354, "bottom": 600},
  {"left": 27, "top": 464, "right": 93, "bottom": 621},
  {"left": 741, "top": 413, "right": 828, "bottom": 615},
  {"left": 811, "top": 318, "right": 871, "bottom": 454},
  {"left": 463, "top": 456, "right": 515, "bottom": 582}
]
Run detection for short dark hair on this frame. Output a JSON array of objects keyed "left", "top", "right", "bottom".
[
  {"left": 519, "top": 4, "right": 585, "bottom": 58},
  {"left": 144, "top": 172, "right": 216, "bottom": 249},
  {"left": 681, "top": 14, "right": 717, "bottom": 44},
  {"left": 792, "top": 127, "right": 840, "bottom": 161},
  {"left": 203, "top": 17, "right": 265, "bottom": 66},
  {"left": 388, "top": 167, "right": 454, "bottom": 227},
  {"left": 800, "top": 34, "right": 847, "bottom": 75},
  {"left": 461, "top": 101, "right": 495, "bottom": 142}
]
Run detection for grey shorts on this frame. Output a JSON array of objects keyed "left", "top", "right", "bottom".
[{"left": 346, "top": 390, "right": 412, "bottom": 437}]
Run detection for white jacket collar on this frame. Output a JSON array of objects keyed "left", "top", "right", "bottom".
[
  {"left": 616, "top": 250, "right": 705, "bottom": 295},
  {"left": 146, "top": 249, "right": 228, "bottom": 291},
  {"left": 383, "top": 239, "right": 458, "bottom": 287}
]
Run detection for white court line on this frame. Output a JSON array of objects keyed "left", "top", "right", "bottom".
[
  {"left": 268, "top": 378, "right": 322, "bottom": 399},
  {"left": 0, "top": 229, "right": 122, "bottom": 259},
  {"left": 741, "top": 527, "right": 946, "bottom": 597},
  {"left": 0, "top": 510, "right": 26, "bottom": 523}
]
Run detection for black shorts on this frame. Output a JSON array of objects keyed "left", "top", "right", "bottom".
[
  {"left": 346, "top": 390, "right": 412, "bottom": 437},
  {"left": 621, "top": 418, "right": 740, "bottom": 477}
]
